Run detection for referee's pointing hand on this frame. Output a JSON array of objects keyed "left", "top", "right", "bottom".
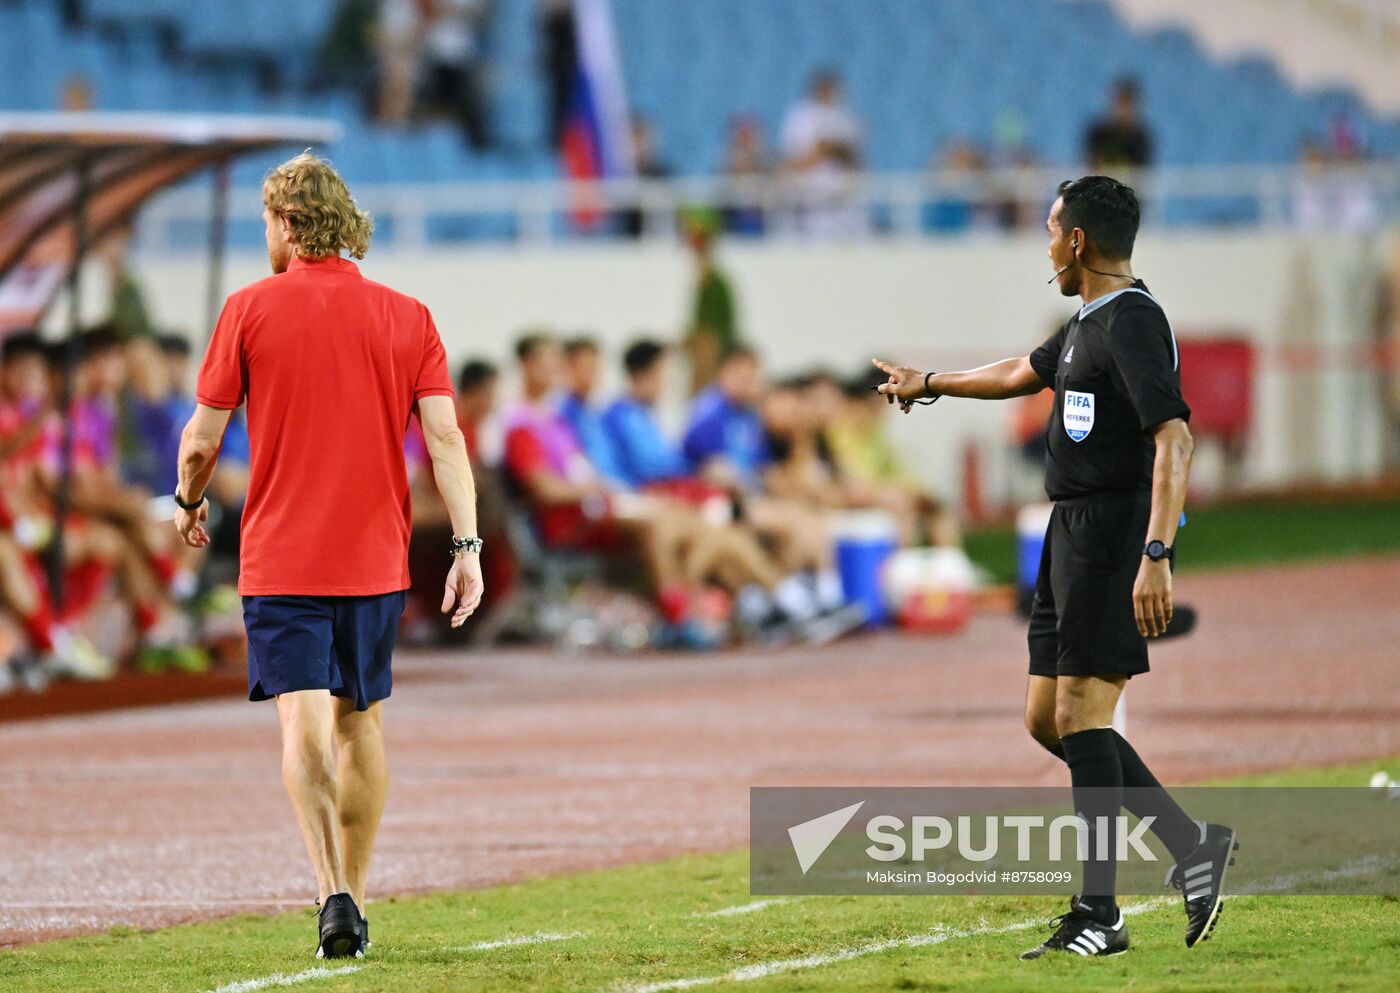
[{"left": 872, "top": 359, "right": 925, "bottom": 414}]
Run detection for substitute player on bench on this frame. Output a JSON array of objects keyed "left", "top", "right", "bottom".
[
  {"left": 174, "top": 153, "right": 484, "bottom": 960},
  {"left": 875, "top": 176, "right": 1236, "bottom": 959}
]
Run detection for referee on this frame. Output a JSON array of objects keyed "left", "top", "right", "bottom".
[
  {"left": 174, "top": 153, "right": 484, "bottom": 960},
  {"left": 876, "top": 177, "right": 1236, "bottom": 959}
]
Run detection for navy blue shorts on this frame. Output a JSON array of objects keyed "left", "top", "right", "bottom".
[{"left": 242, "top": 592, "right": 407, "bottom": 711}]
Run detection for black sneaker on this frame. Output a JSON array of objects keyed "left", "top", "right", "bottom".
[
  {"left": 1166, "top": 822, "right": 1238, "bottom": 947},
  {"left": 1020, "top": 897, "right": 1129, "bottom": 960},
  {"left": 361, "top": 917, "right": 371, "bottom": 952},
  {"left": 316, "top": 893, "right": 363, "bottom": 960}
]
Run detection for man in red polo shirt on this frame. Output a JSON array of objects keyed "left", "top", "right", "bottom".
[{"left": 174, "top": 152, "right": 483, "bottom": 961}]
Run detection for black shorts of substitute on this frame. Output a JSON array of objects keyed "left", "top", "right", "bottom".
[
  {"left": 243, "top": 592, "right": 407, "bottom": 711},
  {"left": 1028, "top": 494, "right": 1152, "bottom": 679}
]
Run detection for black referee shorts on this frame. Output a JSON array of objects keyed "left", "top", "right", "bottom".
[{"left": 1028, "top": 493, "right": 1152, "bottom": 679}]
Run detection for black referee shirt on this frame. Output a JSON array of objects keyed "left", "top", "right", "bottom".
[{"left": 1028, "top": 280, "right": 1190, "bottom": 501}]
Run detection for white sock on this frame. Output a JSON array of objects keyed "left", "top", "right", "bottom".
[
  {"left": 774, "top": 575, "right": 819, "bottom": 622},
  {"left": 814, "top": 568, "right": 845, "bottom": 611},
  {"left": 736, "top": 585, "right": 775, "bottom": 626}
]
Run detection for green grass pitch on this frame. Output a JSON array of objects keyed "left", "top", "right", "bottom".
[
  {"left": 963, "top": 496, "right": 1400, "bottom": 583},
  {"left": 3, "top": 757, "right": 1398, "bottom": 993}
]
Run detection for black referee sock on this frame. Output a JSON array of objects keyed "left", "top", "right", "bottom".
[
  {"left": 1040, "top": 734, "right": 1199, "bottom": 861},
  {"left": 1060, "top": 728, "right": 1122, "bottom": 924},
  {"left": 1113, "top": 731, "right": 1200, "bottom": 861}
]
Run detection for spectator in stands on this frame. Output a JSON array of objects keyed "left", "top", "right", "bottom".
[
  {"left": 421, "top": 0, "right": 491, "bottom": 149},
  {"left": 925, "top": 141, "right": 1018, "bottom": 233},
  {"left": 320, "top": 0, "right": 379, "bottom": 113},
  {"left": 721, "top": 114, "right": 770, "bottom": 236},
  {"left": 371, "top": 0, "right": 424, "bottom": 124},
  {"left": 59, "top": 75, "right": 93, "bottom": 112},
  {"left": 540, "top": 0, "right": 576, "bottom": 149},
  {"left": 617, "top": 115, "right": 671, "bottom": 238},
  {"left": 558, "top": 335, "right": 628, "bottom": 486},
  {"left": 1084, "top": 77, "right": 1153, "bottom": 172},
  {"left": 682, "top": 210, "right": 740, "bottom": 394},
  {"left": 1291, "top": 135, "right": 1380, "bottom": 232},
  {"left": 781, "top": 69, "right": 861, "bottom": 170},
  {"left": 779, "top": 69, "right": 868, "bottom": 238},
  {"left": 825, "top": 368, "right": 963, "bottom": 547}
]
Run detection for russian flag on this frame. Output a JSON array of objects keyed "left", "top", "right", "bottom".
[{"left": 560, "top": 0, "right": 633, "bottom": 227}]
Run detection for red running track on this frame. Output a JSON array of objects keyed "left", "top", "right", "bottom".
[{"left": 2, "top": 556, "right": 1398, "bottom": 946}]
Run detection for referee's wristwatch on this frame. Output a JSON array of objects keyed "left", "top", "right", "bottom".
[
  {"left": 1143, "top": 540, "right": 1174, "bottom": 565},
  {"left": 450, "top": 534, "right": 484, "bottom": 556},
  {"left": 173, "top": 490, "right": 206, "bottom": 511}
]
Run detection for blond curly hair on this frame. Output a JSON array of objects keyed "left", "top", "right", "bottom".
[{"left": 262, "top": 151, "right": 373, "bottom": 260}]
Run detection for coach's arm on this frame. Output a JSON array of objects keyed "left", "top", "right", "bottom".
[
  {"left": 1135, "top": 416, "right": 1193, "bottom": 639},
  {"left": 417, "top": 394, "right": 485, "bottom": 627},
  {"left": 174, "top": 403, "right": 233, "bottom": 548},
  {"left": 873, "top": 356, "right": 1045, "bottom": 411}
]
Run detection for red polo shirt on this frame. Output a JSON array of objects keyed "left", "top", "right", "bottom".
[{"left": 196, "top": 256, "right": 453, "bottom": 595}]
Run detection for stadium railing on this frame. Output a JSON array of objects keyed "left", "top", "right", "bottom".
[{"left": 134, "top": 163, "right": 1400, "bottom": 251}]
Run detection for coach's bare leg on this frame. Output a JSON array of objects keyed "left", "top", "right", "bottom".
[
  {"left": 683, "top": 523, "right": 785, "bottom": 590},
  {"left": 334, "top": 698, "right": 389, "bottom": 910},
  {"left": 277, "top": 690, "right": 349, "bottom": 903},
  {"left": 1054, "top": 674, "right": 1126, "bottom": 737},
  {"left": 1024, "top": 674, "right": 1060, "bottom": 751},
  {"left": 614, "top": 510, "right": 692, "bottom": 589}
]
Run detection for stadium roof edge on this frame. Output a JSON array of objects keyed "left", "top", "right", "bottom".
[
  {"left": 0, "top": 112, "right": 340, "bottom": 333},
  {"left": 0, "top": 112, "right": 341, "bottom": 147}
]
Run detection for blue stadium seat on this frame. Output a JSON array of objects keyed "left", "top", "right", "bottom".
[{"left": 2, "top": 0, "right": 1397, "bottom": 186}]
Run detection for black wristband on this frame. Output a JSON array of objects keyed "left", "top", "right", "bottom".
[
  {"left": 173, "top": 490, "right": 206, "bottom": 511},
  {"left": 923, "top": 371, "right": 936, "bottom": 396}
]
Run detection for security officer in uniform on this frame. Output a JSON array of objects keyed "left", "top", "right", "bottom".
[{"left": 874, "top": 176, "right": 1236, "bottom": 960}]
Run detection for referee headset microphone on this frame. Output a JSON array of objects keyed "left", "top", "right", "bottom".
[{"left": 1047, "top": 235, "right": 1134, "bottom": 284}]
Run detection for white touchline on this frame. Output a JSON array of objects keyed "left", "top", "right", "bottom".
[
  {"left": 614, "top": 854, "right": 1397, "bottom": 993},
  {"left": 455, "top": 931, "right": 584, "bottom": 952},
  {"left": 205, "top": 965, "right": 360, "bottom": 993},
  {"left": 614, "top": 900, "right": 1173, "bottom": 993},
  {"left": 695, "top": 898, "right": 792, "bottom": 918}
]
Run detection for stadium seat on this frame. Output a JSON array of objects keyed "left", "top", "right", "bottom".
[{"left": 1, "top": 0, "right": 1396, "bottom": 188}]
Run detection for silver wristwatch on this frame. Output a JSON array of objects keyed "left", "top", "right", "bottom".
[{"left": 450, "top": 535, "right": 484, "bottom": 556}]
